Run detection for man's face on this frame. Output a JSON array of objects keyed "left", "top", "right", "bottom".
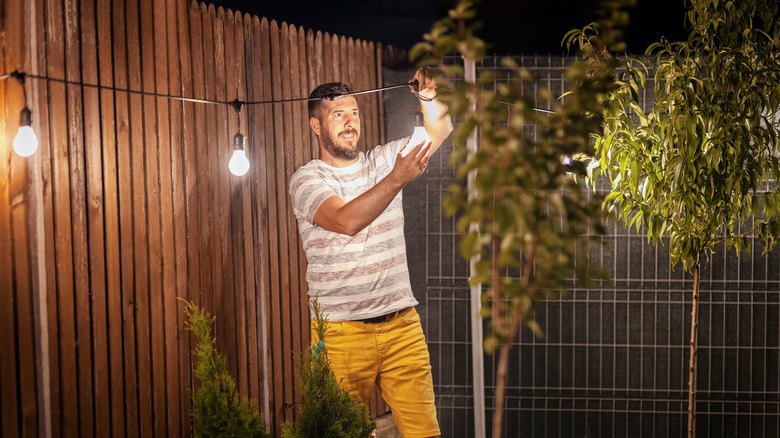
[{"left": 313, "top": 96, "right": 361, "bottom": 161}]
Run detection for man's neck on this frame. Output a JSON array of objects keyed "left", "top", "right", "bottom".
[{"left": 319, "top": 150, "right": 359, "bottom": 168}]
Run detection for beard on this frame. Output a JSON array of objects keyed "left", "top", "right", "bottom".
[{"left": 322, "top": 127, "right": 360, "bottom": 160}]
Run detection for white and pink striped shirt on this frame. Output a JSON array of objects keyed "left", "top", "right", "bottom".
[{"left": 289, "top": 138, "right": 418, "bottom": 321}]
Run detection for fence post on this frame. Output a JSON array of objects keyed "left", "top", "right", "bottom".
[{"left": 465, "top": 56, "right": 486, "bottom": 438}]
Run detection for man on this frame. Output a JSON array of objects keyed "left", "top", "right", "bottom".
[{"left": 288, "top": 68, "right": 452, "bottom": 438}]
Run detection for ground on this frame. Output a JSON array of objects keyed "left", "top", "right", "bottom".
[{"left": 374, "top": 412, "right": 400, "bottom": 438}]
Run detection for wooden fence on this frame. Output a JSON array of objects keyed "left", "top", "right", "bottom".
[{"left": 0, "top": 0, "right": 407, "bottom": 436}]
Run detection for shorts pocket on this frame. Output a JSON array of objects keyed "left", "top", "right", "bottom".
[{"left": 400, "top": 307, "right": 420, "bottom": 325}]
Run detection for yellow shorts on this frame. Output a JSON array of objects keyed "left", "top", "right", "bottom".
[{"left": 311, "top": 307, "right": 440, "bottom": 438}]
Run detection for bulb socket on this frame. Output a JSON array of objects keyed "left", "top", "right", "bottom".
[
  {"left": 233, "top": 132, "right": 245, "bottom": 151},
  {"left": 414, "top": 110, "right": 424, "bottom": 127},
  {"left": 19, "top": 106, "right": 32, "bottom": 127}
]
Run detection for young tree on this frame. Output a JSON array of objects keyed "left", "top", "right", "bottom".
[
  {"left": 411, "top": 1, "right": 627, "bottom": 436},
  {"left": 566, "top": 1, "right": 780, "bottom": 435}
]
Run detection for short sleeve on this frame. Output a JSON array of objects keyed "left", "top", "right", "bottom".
[{"left": 289, "top": 166, "right": 337, "bottom": 224}]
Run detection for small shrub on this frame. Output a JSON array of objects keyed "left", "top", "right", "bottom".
[
  {"left": 282, "top": 299, "right": 376, "bottom": 438},
  {"left": 182, "top": 298, "right": 269, "bottom": 438}
]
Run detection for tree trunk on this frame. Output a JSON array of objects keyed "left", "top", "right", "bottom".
[
  {"left": 687, "top": 264, "right": 701, "bottom": 438},
  {"left": 492, "top": 321, "right": 519, "bottom": 438}
]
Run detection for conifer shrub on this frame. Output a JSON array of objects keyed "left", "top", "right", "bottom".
[
  {"left": 282, "top": 300, "right": 376, "bottom": 438},
  {"left": 182, "top": 299, "right": 269, "bottom": 438}
]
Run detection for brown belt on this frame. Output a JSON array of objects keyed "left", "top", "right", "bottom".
[{"left": 356, "top": 307, "right": 410, "bottom": 324}]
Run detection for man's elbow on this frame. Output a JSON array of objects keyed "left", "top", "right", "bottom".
[{"left": 330, "top": 216, "right": 363, "bottom": 236}]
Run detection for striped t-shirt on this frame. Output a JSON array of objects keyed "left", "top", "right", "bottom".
[{"left": 289, "top": 137, "right": 418, "bottom": 321}]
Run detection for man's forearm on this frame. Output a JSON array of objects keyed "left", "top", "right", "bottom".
[
  {"left": 313, "top": 172, "right": 407, "bottom": 237},
  {"left": 338, "top": 174, "right": 405, "bottom": 235},
  {"left": 420, "top": 97, "right": 453, "bottom": 153}
]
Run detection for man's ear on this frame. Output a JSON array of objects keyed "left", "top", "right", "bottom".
[{"left": 310, "top": 117, "right": 321, "bottom": 136}]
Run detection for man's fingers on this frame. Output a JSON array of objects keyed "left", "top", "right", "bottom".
[
  {"left": 414, "top": 141, "right": 432, "bottom": 159},
  {"left": 401, "top": 141, "right": 424, "bottom": 157}
]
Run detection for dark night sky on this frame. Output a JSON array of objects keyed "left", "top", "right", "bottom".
[{"left": 210, "top": 0, "right": 689, "bottom": 55}]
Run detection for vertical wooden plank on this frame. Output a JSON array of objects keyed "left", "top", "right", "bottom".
[
  {"left": 366, "top": 40, "right": 378, "bottom": 149},
  {"left": 0, "top": 19, "right": 20, "bottom": 437},
  {"left": 179, "top": 2, "right": 202, "bottom": 435},
  {"left": 330, "top": 33, "right": 340, "bottom": 81},
  {"left": 186, "top": 0, "right": 205, "bottom": 308},
  {"left": 285, "top": 24, "right": 304, "bottom": 410},
  {"left": 347, "top": 37, "right": 357, "bottom": 88},
  {"left": 310, "top": 30, "right": 323, "bottom": 92},
  {"left": 239, "top": 13, "right": 262, "bottom": 413},
  {"left": 95, "top": 0, "right": 124, "bottom": 435},
  {"left": 267, "top": 18, "right": 288, "bottom": 429},
  {"left": 228, "top": 9, "right": 251, "bottom": 401},
  {"left": 199, "top": 3, "right": 218, "bottom": 316},
  {"left": 160, "top": 0, "right": 183, "bottom": 435},
  {"left": 125, "top": 0, "right": 154, "bottom": 434},
  {"left": 296, "top": 26, "right": 311, "bottom": 357},
  {"left": 214, "top": 5, "right": 238, "bottom": 385},
  {"left": 43, "top": 0, "right": 79, "bottom": 435},
  {"left": 187, "top": 0, "right": 207, "bottom": 340},
  {"left": 12, "top": 194, "right": 39, "bottom": 436},
  {"left": 367, "top": 41, "right": 380, "bottom": 148},
  {"left": 141, "top": 0, "right": 168, "bottom": 433},
  {"left": 30, "top": 0, "right": 57, "bottom": 435},
  {"left": 113, "top": 0, "right": 139, "bottom": 434},
  {"left": 339, "top": 35, "right": 349, "bottom": 84},
  {"left": 306, "top": 30, "right": 320, "bottom": 153},
  {"left": 165, "top": 0, "right": 187, "bottom": 434},
  {"left": 376, "top": 43, "right": 386, "bottom": 144},
  {"left": 189, "top": 0, "right": 212, "bottom": 340},
  {"left": 356, "top": 40, "right": 371, "bottom": 149},
  {"left": 297, "top": 27, "right": 311, "bottom": 165},
  {"left": 80, "top": 0, "right": 109, "bottom": 435},
  {"left": 322, "top": 32, "right": 333, "bottom": 83},
  {"left": 278, "top": 22, "right": 298, "bottom": 420},
  {"left": 364, "top": 40, "right": 376, "bottom": 149},
  {"left": 249, "top": 15, "right": 273, "bottom": 427},
  {"left": 64, "top": 0, "right": 96, "bottom": 433}
]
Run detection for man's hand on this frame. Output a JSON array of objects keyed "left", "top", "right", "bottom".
[
  {"left": 410, "top": 68, "right": 438, "bottom": 101},
  {"left": 389, "top": 140, "right": 432, "bottom": 186},
  {"left": 408, "top": 68, "right": 453, "bottom": 157}
]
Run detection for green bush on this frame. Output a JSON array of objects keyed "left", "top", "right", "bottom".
[
  {"left": 182, "top": 299, "right": 269, "bottom": 438},
  {"left": 282, "top": 300, "right": 376, "bottom": 438}
]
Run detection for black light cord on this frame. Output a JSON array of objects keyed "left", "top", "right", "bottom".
[
  {"left": 2, "top": 70, "right": 553, "bottom": 114},
  {"left": 1, "top": 70, "right": 424, "bottom": 107}
]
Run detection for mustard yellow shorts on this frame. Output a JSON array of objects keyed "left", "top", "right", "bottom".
[{"left": 311, "top": 307, "right": 440, "bottom": 438}]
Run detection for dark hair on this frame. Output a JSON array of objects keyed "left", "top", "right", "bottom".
[{"left": 308, "top": 82, "right": 354, "bottom": 118}]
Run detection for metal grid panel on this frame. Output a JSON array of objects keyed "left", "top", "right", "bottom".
[{"left": 411, "top": 55, "right": 780, "bottom": 437}]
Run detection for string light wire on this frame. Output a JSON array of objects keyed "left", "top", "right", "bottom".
[
  {"left": 2, "top": 70, "right": 553, "bottom": 113},
  {"left": 2, "top": 71, "right": 418, "bottom": 107}
]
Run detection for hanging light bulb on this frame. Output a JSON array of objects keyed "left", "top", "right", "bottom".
[
  {"left": 228, "top": 99, "right": 249, "bottom": 176},
  {"left": 14, "top": 106, "right": 38, "bottom": 157},
  {"left": 229, "top": 132, "right": 250, "bottom": 176},
  {"left": 401, "top": 110, "right": 431, "bottom": 157}
]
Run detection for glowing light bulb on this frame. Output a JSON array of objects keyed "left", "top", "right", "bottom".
[
  {"left": 14, "top": 107, "right": 38, "bottom": 157},
  {"left": 229, "top": 133, "right": 250, "bottom": 176},
  {"left": 401, "top": 111, "right": 431, "bottom": 157}
]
